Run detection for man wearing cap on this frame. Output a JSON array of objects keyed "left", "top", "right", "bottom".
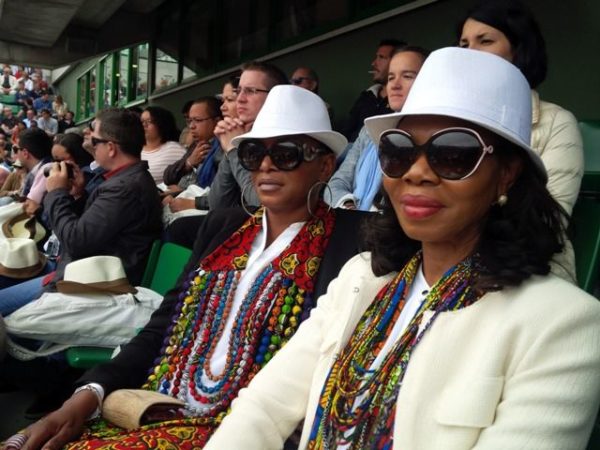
[{"left": 0, "top": 108, "right": 162, "bottom": 317}]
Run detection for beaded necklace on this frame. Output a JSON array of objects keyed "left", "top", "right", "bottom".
[
  {"left": 307, "top": 251, "right": 482, "bottom": 450},
  {"left": 143, "top": 202, "right": 335, "bottom": 420}
]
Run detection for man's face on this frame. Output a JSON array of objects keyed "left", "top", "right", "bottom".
[
  {"left": 3, "top": 108, "right": 11, "bottom": 117},
  {"left": 371, "top": 45, "right": 395, "bottom": 83},
  {"left": 42, "top": 111, "right": 50, "bottom": 120},
  {"left": 91, "top": 120, "right": 110, "bottom": 168},
  {"left": 290, "top": 68, "right": 317, "bottom": 92},
  {"left": 236, "top": 70, "right": 270, "bottom": 124},
  {"left": 187, "top": 102, "right": 217, "bottom": 142},
  {"left": 26, "top": 110, "right": 34, "bottom": 119},
  {"left": 3, "top": 67, "right": 10, "bottom": 76}
]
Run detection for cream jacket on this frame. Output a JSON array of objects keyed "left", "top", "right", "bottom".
[
  {"left": 206, "top": 253, "right": 600, "bottom": 450},
  {"left": 531, "top": 91, "right": 583, "bottom": 216}
]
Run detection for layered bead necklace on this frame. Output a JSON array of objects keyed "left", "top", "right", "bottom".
[
  {"left": 307, "top": 251, "right": 482, "bottom": 449},
  {"left": 143, "top": 202, "right": 335, "bottom": 421}
]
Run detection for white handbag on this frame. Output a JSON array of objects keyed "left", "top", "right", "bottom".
[{"left": 4, "top": 287, "right": 163, "bottom": 360}]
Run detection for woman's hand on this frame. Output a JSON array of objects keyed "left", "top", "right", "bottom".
[
  {"left": 23, "top": 199, "right": 39, "bottom": 217},
  {"left": 12, "top": 390, "right": 97, "bottom": 450}
]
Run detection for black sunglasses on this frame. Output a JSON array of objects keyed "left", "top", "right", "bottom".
[
  {"left": 91, "top": 137, "right": 112, "bottom": 147},
  {"left": 290, "top": 77, "right": 313, "bottom": 85},
  {"left": 378, "top": 127, "right": 494, "bottom": 180},
  {"left": 238, "top": 138, "right": 330, "bottom": 171}
]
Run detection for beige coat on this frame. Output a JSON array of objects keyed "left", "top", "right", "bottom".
[
  {"left": 531, "top": 91, "right": 583, "bottom": 216},
  {"left": 206, "top": 253, "right": 600, "bottom": 450}
]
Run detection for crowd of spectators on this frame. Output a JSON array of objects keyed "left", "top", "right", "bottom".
[{"left": 0, "top": 0, "right": 597, "bottom": 448}]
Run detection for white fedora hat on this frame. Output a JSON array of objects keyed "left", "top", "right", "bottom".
[
  {"left": 2, "top": 213, "right": 48, "bottom": 243},
  {"left": 364, "top": 47, "right": 546, "bottom": 180},
  {"left": 56, "top": 255, "right": 137, "bottom": 295},
  {"left": 231, "top": 85, "right": 347, "bottom": 156},
  {"left": 0, "top": 238, "right": 46, "bottom": 279}
]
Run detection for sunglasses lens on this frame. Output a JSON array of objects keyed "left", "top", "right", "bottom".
[
  {"left": 238, "top": 141, "right": 266, "bottom": 171},
  {"left": 428, "top": 131, "right": 483, "bottom": 180},
  {"left": 269, "top": 141, "right": 302, "bottom": 171},
  {"left": 378, "top": 132, "right": 418, "bottom": 178}
]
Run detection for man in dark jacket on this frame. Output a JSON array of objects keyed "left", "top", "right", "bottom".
[
  {"left": 341, "top": 38, "right": 405, "bottom": 142},
  {"left": 0, "top": 108, "right": 162, "bottom": 316}
]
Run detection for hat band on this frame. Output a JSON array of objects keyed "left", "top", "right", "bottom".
[{"left": 0, "top": 261, "right": 44, "bottom": 278}]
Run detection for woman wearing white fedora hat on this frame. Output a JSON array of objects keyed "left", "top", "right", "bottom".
[
  {"left": 202, "top": 48, "right": 600, "bottom": 449},
  {"left": 16, "top": 85, "right": 368, "bottom": 450}
]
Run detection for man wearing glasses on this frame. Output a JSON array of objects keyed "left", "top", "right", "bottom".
[
  {"left": 0, "top": 108, "right": 162, "bottom": 317},
  {"left": 209, "top": 61, "right": 288, "bottom": 210}
]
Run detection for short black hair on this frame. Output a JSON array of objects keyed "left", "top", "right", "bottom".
[
  {"left": 378, "top": 39, "right": 406, "bottom": 50},
  {"left": 96, "top": 108, "right": 145, "bottom": 158},
  {"left": 181, "top": 100, "right": 194, "bottom": 115},
  {"left": 144, "top": 106, "right": 180, "bottom": 143},
  {"left": 457, "top": 0, "right": 547, "bottom": 88},
  {"left": 19, "top": 128, "right": 52, "bottom": 160},
  {"left": 192, "top": 96, "right": 222, "bottom": 120},
  {"left": 241, "top": 61, "right": 289, "bottom": 89}
]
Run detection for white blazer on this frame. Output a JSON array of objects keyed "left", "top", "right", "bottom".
[{"left": 205, "top": 253, "right": 600, "bottom": 450}]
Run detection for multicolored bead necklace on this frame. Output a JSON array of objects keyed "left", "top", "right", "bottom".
[
  {"left": 143, "top": 202, "right": 335, "bottom": 422},
  {"left": 307, "top": 251, "right": 482, "bottom": 450}
]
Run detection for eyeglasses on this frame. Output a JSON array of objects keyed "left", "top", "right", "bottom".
[
  {"left": 91, "top": 137, "right": 112, "bottom": 147},
  {"left": 378, "top": 127, "right": 494, "bottom": 180},
  {"left": 290, "top": 77, "right": 313, "bottom": 85},
  {"left": 140, "top": 119, "right": 154, "bottom": 126},
  {"left": 238, "top": 138, "right": 330, "bottom": 171},
  {"left": 186, "top": 116, "right": 217, "bottom": 126},
  {"left": 233, "top": 86, "right": 270, "bottom": 97}
]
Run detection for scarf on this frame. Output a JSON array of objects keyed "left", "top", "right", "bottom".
[
  {"left": 196, "top": 139, "right": 221, "bottom": 188},
  {"left": 307, "top": 252, "right": 482, "bottom": 449},
  {"left": 143, "top": 202, "right": 336, "bottom": 419},
  {"left": 352, "top": 140, "right": 382, "bottom": 211}
]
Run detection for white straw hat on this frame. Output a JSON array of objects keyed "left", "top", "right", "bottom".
[
  {"left": 0, "top": 238, "right": 46, "bottom": 279},
  {"left": 56, "top": 255, "right": 137, "bottom": 295},
  {"left": 364, "top": 47, "right": 546, "bottom": 181},
  {"left": 231, "top": 85, "right": 347, "bottom": 156}
]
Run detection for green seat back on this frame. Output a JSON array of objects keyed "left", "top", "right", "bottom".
[
  {"left": 0, "top": 93, "right": 17, "bottom": 104},
  {"left": 140, "top": 239, "right": 162, "bottom": 288},
  {"left": 149, "top": 242, "right": 193, "bottom": 296},
  {"left": 67, "top": 242, "right": 192, "bottom": 368},
  {"left": 571, "top": 196, "right": 600, "bottom": 294},
  {"left": 579, "top": 120, "right": 600, "bottom": 195}
]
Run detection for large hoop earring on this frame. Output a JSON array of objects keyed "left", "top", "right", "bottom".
[
  {"left": 306, "top": 181, "right": 332, "bottom": 218},
  {"left": 240, "top": 183, "right": 255, "bottom": 217}
]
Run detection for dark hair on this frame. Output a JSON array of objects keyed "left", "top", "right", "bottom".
[
  {"left": 379, "top": 39, "right": 407, "bottom": 50},
  {"left": 96, "top": 108, "right": 145, "bottom": 158},
  {"left": 292, "top": 66, "right": 320, "bottom": 93},
  {"left": 181, "top": 100, "right": 194, "bottom": 115},
  {"left": 393, "top": 45, "right": 430, "bottom": 61},
  {"left": 241, "top": 61, "right": 288, "bottom": 89},
  {"left": 457, "top": 0, "right": 547, "bottom": 88},
  {"left": 53, "top": 133, "right": 94, "bottom": 167},
  {"left": 227, "top": 70, "right": 242, "bottom": 89},
  {"left": 144, "top": 106, "right": 180, "bottom": 143},
  {"left": 362, "top": 140, "right": 566, "bottom": 292},
  {"left": 192, "top": 96, "right": 223, "bottom": 120},
  {"left": 19, "top": 128, "right": 52, "bottom": 160},
  {"left": 127, "top": 106, "right": 143, "bottom": 116}
]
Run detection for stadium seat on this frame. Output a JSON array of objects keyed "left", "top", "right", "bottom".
[
  {"left": 570, "top": 196, "right": 600, "bottom": 294},
  {"left": 579, "top": 120, "right": 600, "bottom": 196},
  {"left": 66, "top": 242, "right": 193, "bottom": 368},
  {"left": 0, "top": 93, "right": 17, "bottom": 104}
]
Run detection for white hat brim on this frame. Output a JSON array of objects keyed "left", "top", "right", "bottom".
[
  {"left": 231, "top": 128, "right": 348, "bottom": 157},
  {"left": 365, "top": 109, "right": 547, "bottom": 182}
]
